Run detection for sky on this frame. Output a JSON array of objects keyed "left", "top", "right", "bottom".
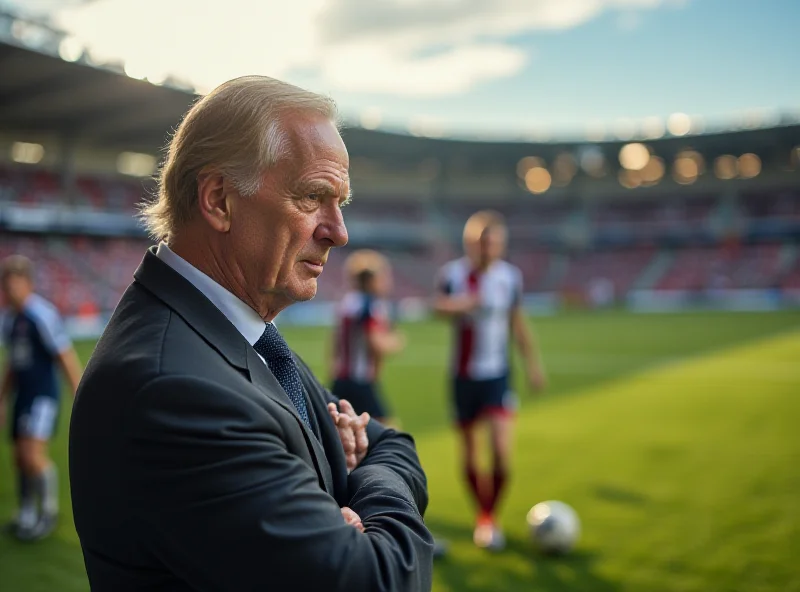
[{"left": 5, "top": 0, "right": 800, "bottom": 139}]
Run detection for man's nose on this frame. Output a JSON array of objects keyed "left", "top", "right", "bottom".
[{"left": 315, "top": 205, "right": 348, "bottom": 248}]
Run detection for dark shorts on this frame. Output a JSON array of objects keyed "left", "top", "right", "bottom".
[
  {"left": 452, "top": 374, "right": 516, "bottom": 427},
  {"left": 331, "top": 378, "right": 390, "bottom": 419},
  {"left": 12, "top": 393, "right": 60, "bottom": 441}
]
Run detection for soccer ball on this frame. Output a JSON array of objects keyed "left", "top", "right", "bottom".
[{"left": 526, "top": 500, "right": 580, "bottom": 554}]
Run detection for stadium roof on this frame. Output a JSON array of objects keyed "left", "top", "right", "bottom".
[
  {"left": 0, "top": 38, "right": 798, "bottom": 172},
  {"left": 0, "top": 39, "right": 195, "bottom": 151}
]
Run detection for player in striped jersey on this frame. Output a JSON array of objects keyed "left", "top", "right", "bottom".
[
  {"left": 1, "top": 255, "right": 83, "bottom": 541},
  {"left": 330, "top": 250, "right": 405, "bottom": 425},
  {"left": 434, "top": 211, "right": 547, "bottom": 551}
]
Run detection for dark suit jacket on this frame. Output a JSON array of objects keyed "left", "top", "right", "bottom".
[{"left": 69, "top": 248, "right": 433, "bottom": 591}]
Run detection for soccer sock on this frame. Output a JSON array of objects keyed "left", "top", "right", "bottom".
[
  {"left": 33, "top": 464, "right": 59, "bottom": 516},
  {"left": 486, "top": 466, "right": 508, "bottom": 516},
  {"left": 464, "top": 466, "right": 486, "bottom": 514},
  {"left": 43, "top": 464, "right": 59, "bottom": 515},
  {"left": 17, "top": 472, "right": 36, "bottom": 524}
]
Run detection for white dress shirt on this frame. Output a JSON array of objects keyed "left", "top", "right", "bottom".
[{"left": 156, "top": 243, "right": 270, "bottom": 362}]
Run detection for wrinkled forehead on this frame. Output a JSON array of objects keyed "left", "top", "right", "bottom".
[{"left": 283, "top": 111, "right": 348, "bottom": 164}]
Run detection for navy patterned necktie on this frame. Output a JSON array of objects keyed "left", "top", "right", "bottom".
[{"left": 253, "top": 323, "right": 312, "bottom": 430}]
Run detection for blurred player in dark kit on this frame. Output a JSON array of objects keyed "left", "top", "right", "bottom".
[{"left": 1, "top": 255, "right": 82, "bottom": 541}]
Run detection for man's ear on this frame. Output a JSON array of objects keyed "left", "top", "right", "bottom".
[{"left": 197, "top": 169, "right": 232, "bottom": 233}]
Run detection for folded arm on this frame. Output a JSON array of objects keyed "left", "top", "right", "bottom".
[{"left": 126, "top": 375, "right": 432, "bottom": 592}]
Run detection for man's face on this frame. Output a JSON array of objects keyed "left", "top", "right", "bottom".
[
  {"left": 1, "top": 274, "right": 32, "bottom": 310},
  {"left": 227, "top": 113, "right": 350, "bottom": 310},
  {"left": 466, "top": 224, "right": 506, "bottom": 267}
]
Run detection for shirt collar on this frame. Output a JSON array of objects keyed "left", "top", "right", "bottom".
[{"left": 155, "top": 243, "right": 267, "bottom": 346}]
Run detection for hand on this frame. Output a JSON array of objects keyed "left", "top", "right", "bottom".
[
  {"left": 389, "top": 330, "right": 407, "bottom": 353},
  {"left": 340, "top": 507, "right": 364, "bottom": 533},
  {"left": 461, "top": 294, "right": 481, "bottom": 314},
  {"left": 527, "top": 363, "right": 547, "bottom": 393},
  {"left": 328, "top": 399, "right": 370, "bottom": 473}
]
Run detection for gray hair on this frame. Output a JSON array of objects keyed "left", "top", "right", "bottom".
[{"left": 140, "top": 75, "right": 338, "bottom": 241}]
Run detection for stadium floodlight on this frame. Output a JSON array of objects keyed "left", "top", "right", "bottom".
[
  {"left": 117, "top": 152, "right": 156, "bottom": 177},
  {"left": 676, "top": 150, "right": 706, "bottom": 175},
  {"left": 516, "top": 156, "right": 544, "bottom": 179},
  {"left": 11, "top": 142, "right": 44, "bottom": 164},
  {"left": 737, "top": 153, "right": 761, "bottom": 179},
  {"left": 672, "top": 157, "right": 698, "bottom": 185},
  {"left": 58, "top": 36, "right": 83, "bottom": 62},
  {"left": 578, "top": 146, "right": 605, "bottom": 178},
  {"left": 123, "top": 60, "right": 148, "bottom": 81},
  {"left": 524, "top": 166, "right": 552, "bottom": 194},
  {"left": 640, "top": 156, "right": 665, "bottom": 185},
  {"left": 618, "top": 143, "right": 650, "bottom": 171},
  {"left": 613, "top": 118, "right": 636, "bottom": 141},
  {"left": 407, "top": 116, "right": 445, "bottom": 139},
  {"left": 641, "top": 117, "right": 665, "bottom": 140},
  {"left": 552, "top": 153, "right": 577, "bottom": 187},
  {"left": 667, "top": 113, "right": 692, "bottom": 136},
  {"left": 618, "top": 169, "right": 641, "bottom": 189},
  {"left": 360, "top": 107, "right": 382, "bottom": 130},
  {"left": 714, "top": 155, "right": 738, "bottom": 180}
]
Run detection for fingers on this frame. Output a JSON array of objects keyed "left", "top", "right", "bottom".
[
  {"left": 355, "top": 412, "right": 370, "bottom": 452},
  {"left": 331, "top": 400, "right": 370, "bottom": 472},
  {"left": 336, "top": 413, "right": 356, "bottom": 454},
  {"left": 340, "top": 507, "right": 364, "bottom": 532},
  {"left": 338, "top": 399, "right": 355, "bottom": 418},
  {"left": 327, "top": 402, "right": 339, "bottom": 420}
]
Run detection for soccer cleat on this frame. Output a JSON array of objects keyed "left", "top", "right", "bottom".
[
  {"left": 484, "top": 526, "right": 506, "bottom": 552},
  {"left": 17, "top": 513, "right": 58, "bottom": 542},
  {"left": 4, "top": 508, "right": 38, "bottom": 538},
  {"left": 473, "top": 513, "right": 494, "bottom": 547},
  {"left": 473, "top": 513, "right": 506, "bottom": 552}
]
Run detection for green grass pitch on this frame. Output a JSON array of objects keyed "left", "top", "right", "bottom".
[{"left": 1, "top": 310, "right": 799, "bottom": 591}]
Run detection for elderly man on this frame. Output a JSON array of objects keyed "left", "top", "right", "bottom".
[{"left": 70, "top": 76, "right": 433, "bottom": 592}]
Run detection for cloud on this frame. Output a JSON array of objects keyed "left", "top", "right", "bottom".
[
  {"left": 318, "top": 0, "right": 665, "bottom": 45},
  {"left": 322, "top": 42, "right": 527, "bottom": 96},
  {"left": 616, "top": 11, "right": 645, "bottom": 30},
  {"left": 54, "top": 0, "right": 679, "bottom": 98}
]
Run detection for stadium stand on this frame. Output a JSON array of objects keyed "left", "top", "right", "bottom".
[
  {"left": 0, "top": 164, "right": 149, "bottom": 212},
  {"left": 0, "top": 36, "right": 797, "bottom": 318}
]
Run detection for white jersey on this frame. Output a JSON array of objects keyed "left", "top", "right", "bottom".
[
  {"left": 333, "top": 291, "right": 391, "bottom": 383},
  {"left": 436, "top": 257, "right": 523, "bottom": 380}
]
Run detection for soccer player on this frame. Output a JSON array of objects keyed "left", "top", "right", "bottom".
[
  {"left": 434, "top": 210, "right": 547, "bottom": 551},
  {"left": 0, "top": 255, "right": 82, "bottom": 541},
  {"left": 330, "top": 249, "right": 405, "bottom": 426}
]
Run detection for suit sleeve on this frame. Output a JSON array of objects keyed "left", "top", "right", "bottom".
[{"left": 126, "top": 375, "right": 432, "bottom": 592}]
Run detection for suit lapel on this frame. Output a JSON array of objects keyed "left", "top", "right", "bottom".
[
  {"left": 246, "top": 347, "right": 334, "bottom": 495},
  {"left": 297, "top": 367, "right": 349, "bottom": 507},
  {"left": 134, "top": 247, "right": 333, "bottom": 495}
]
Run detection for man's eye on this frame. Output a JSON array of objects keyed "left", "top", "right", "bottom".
[{"left": 307, "top": 194, "right": 320, "bottom": 201}]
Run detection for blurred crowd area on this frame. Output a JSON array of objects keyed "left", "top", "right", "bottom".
[
  {"left": 0, "top": 164, "right": 149, "bottom": 213},
  {"left": 2, "top": 164, "right": 799, "bottom": 317}
]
